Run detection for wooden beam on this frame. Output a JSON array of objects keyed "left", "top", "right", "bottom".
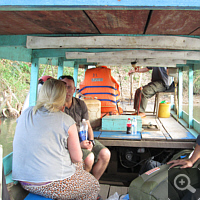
[
  {"left": 94, "top": 62, "right": 177, "bottom": 67},
  {"left": 66, "top": 50, "right": 200, "bottom": 60},
  {"left": 97, "top": 139, "right": 195, "bottom": 149},
  {"left": 87, "top": 58, "right": 187, "bottom": 66},
  {"left": 27, "top": 36, "right": 200, "bottom": 50}
]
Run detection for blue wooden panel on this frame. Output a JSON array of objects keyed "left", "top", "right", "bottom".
[
  {"left": 142, "top": 131, "right": 167, "bottom": 140},
  {"left": 93, "top": 131, "right": 101, "bottom": 138},
  {"left": 99, "top": 131, "right": 141, "bottom": 140},
  {"left": 1, "top": 0, "right": 200, "bottom": 9},
  {"left": 178, "top": 132, "right": 196, "bottom": 140},
  {"left": 3, "top": 152, "right": 18, "bottom": 184},
  {"left": 25, "top": 193, "right": 52, "bottom": 200}
]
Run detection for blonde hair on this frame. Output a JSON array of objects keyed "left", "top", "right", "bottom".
[{"left": 33, "top": 79, "right": 66, "bottom": 114}]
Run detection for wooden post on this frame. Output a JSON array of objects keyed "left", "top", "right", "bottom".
[
  {"left": 73, "top": 63, "right": 79, "bottom": 97},
  {"left": 178, "top": 67, "right": 183, "bottom": 119},
  {"left": 29, "top": 57, "right": 39, "bottom": 107},
  {"left": 130, "top": 74, "right": 133, "bottom": 104},
  {"left": 57, "top": 57, "right": 64, "bottom": 79},
  {"left": 188, "top": 65, "right": 194, "bottom": 128}
]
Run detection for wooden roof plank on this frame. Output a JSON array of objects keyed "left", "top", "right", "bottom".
[
  {"left": 85, "top": 10, "right": 149, "bottom": 34},
  {"left": 27, "top": 36, "right": 200, "bottom": 50},
  {"left": 146, "top": 10, "right": 200, "bottom": 35}
]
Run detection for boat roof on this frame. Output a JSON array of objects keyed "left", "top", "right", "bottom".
[{"left": 0, "top": 1, "right": 200, "bottom": 67}]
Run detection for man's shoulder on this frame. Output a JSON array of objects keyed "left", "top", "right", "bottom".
[{"left": 73, "top": 97, "right": 86, "bottom": 106}]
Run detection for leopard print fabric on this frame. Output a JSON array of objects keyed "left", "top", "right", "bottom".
[{"left": 21, "top": 161, "right": 100, "bottom": 200}]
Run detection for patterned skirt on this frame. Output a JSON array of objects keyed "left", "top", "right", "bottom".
[{"left": 21, "top": 161, "right": 100, "bottom": 200}]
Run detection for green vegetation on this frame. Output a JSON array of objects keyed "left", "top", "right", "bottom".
[
  {"left": 0, "top": 59, "right": 85, "bottom": 116},
  {"left": 0, "top": 59, "right": 200, "bottom": 117}
]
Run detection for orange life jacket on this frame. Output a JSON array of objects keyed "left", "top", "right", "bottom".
[{"left": 79, "top": 66, "right": 123, "bottom": 115}]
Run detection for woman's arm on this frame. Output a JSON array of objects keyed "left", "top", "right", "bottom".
[{"left": 67, "top": 124, "right": 83, "bottom": 163}]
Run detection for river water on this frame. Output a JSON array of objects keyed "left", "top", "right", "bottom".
[{"left": 1, "top": 105, "right": 200, "bottom": 158}]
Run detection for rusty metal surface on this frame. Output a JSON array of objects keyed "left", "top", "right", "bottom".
[
  {"left": 0, "top": 10, "right": 98, "bottom": 35},
  {"left": 146, "top": 10, "right": 200, "bottom": 35},
  {"left": 0, "top": 10, "right": 199, "bottom": 36},
  {"left": 85, "top": 10, "right": 149, "bottom": 34}
]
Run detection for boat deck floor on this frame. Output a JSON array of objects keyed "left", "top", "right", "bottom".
[
  {"left": 99, "top": 184, "right": 128, "bottom": 200},
  {"left": 94, "top": 101, "right": 196, "bottom": 149}
]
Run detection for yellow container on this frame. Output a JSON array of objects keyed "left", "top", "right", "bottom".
[
  {"left": 158, "top": 102, "right": 171, "bottom": 118},
  {"left": 84, "top": 98, "right": 101, "bottom": 128}
]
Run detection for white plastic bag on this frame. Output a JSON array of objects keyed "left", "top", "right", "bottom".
[{"left": 106, "top": 192, "right": 119, "bottom": 200}]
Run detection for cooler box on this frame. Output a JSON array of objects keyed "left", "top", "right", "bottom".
[{"left": 102, "top": 115, "right": 142, "bottom": 131}]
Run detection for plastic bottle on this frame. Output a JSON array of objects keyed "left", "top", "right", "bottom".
[
  {"left": 132, "top": 117, "right": 137, "bottom": 135},
  {"left": 79, "top": 119, "right": 88, "bottom": 142},
  {"left": 126, "top": 118, "right": 132, "bottom": 134}
]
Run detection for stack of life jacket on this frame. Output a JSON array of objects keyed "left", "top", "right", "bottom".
[{"left": 79, "top": 66, "right": 123, "bottom": 116}]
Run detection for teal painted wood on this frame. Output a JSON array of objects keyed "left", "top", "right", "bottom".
[
  {"left": 1, "top": 0, "right": 200, "bottom": 9},
  {"left": 29, "top": 58, "right": 39, "bottom": 107},
  {"left": 171, "top": 110, "right": 199, "bottom": 138},
  {"left": 57, "top": 57, "right": 64, "bottom": 79},
  {"left": 182, "top": 111, "right": 189, "bottom": 126},
  {"left": 178, "top": 67, "right": 183, "bottom": 119},
  {"left": 0, "top": 35, "right": 26, "bottom": 46},
  {"left": 0, "top": 46, "right": 32, "bottom": 62},
  {"left": 193, "top": 119, "right": 200, "bottom": 135},
  {"left": 64, "top": 61, "right": 75, "bottom": 68},
  {"left": 3, "top": 152, "right": 17, "bottom": 184},
  {"left": 102, "top": 115, "right": 142, "bottom": 131},
  {"left": 73, "top": 64, "right": 78, "bottom": 88},
  {"left": 99, "top": 131, "right": 141, "bottom": 140},
  {"left": 73, "top": 63, "right": 78, "bottom": 97},
  {"left": 39, "top": 58, "right": 58, "bottom": 66},
  {"left": 188, "top": 65, "right": 194, "bottom": 128},
  {"left": 187, "top": 60, "right": 200, "bottom": 64}
]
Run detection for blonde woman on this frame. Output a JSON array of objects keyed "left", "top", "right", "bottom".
[{"left": 12, "top": 79, "right": 100, "bottom": 199}]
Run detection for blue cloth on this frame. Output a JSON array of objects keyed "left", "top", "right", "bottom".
[
  {"left": 24, "top": 193, "right": 52, "bottom": 200},
  {"left": 12, "top": 106, "right": 76, "bottom": 182}
]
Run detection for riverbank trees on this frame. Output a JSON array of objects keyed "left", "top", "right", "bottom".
[{"left": 0, "top": 59, "right": 200, "bottom": 117}]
